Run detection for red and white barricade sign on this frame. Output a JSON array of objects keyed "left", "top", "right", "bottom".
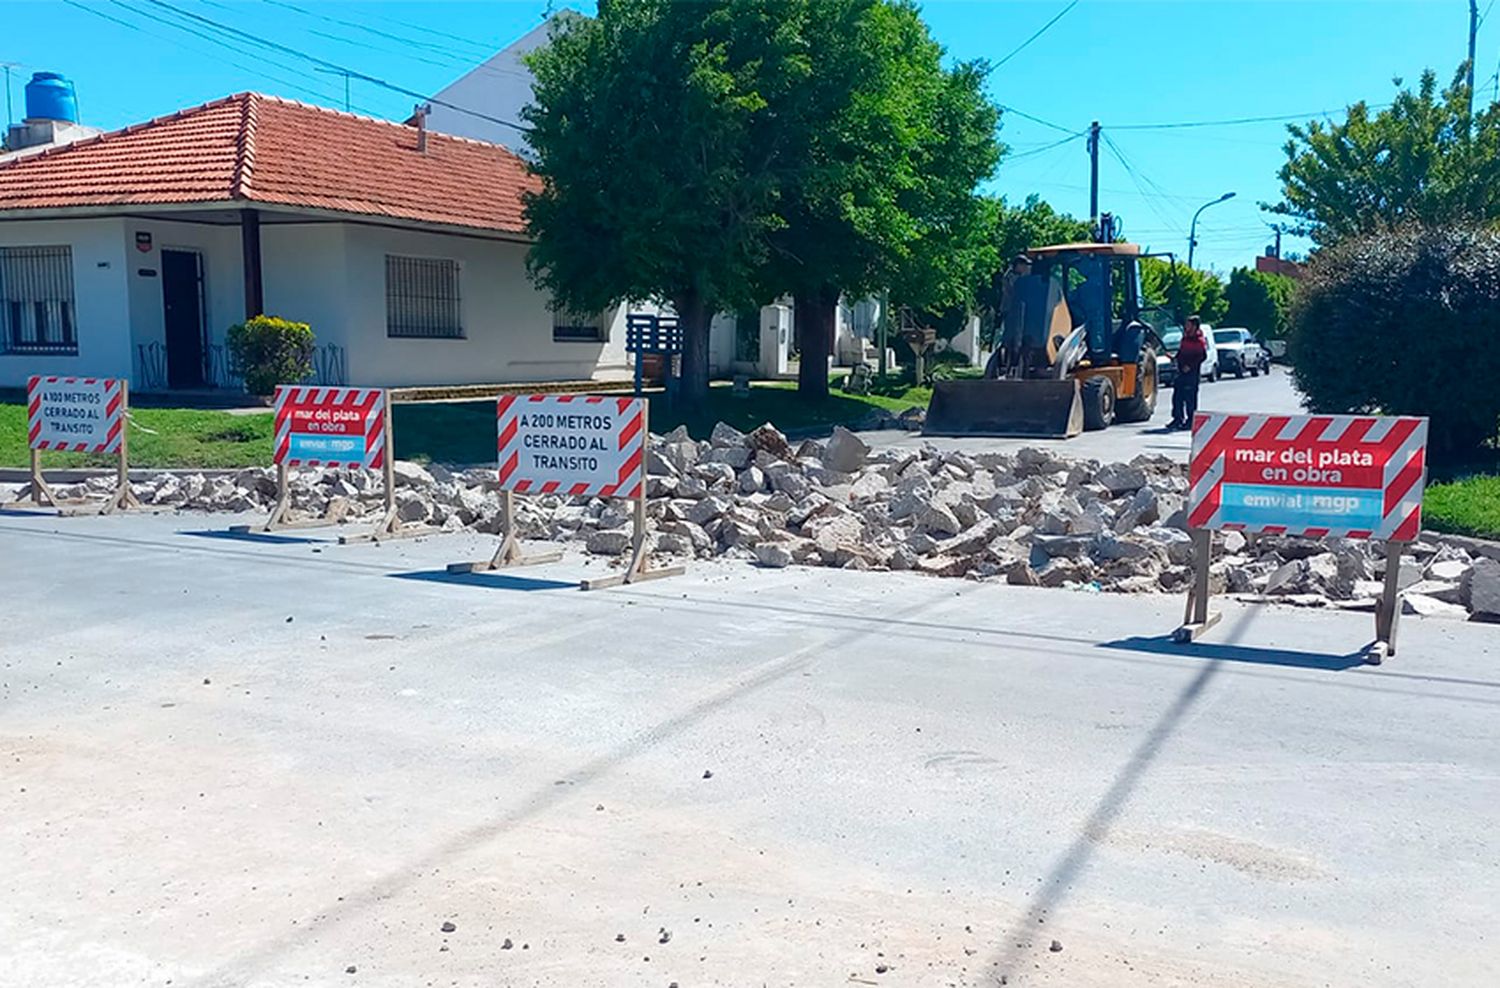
[
  {"left": 27, "top": 375, "right": 125, "bottom": 453},
  {"left": 448, "top": 392, "right": 680, "bottom": 589},
  {"left": 1188, "top": 412, "right": 1428, "bottom": 541},
  {"left": 6, "top": 375, "right": 141, "bottom": 515},
  {"left": 1180, "top": 411, "right": 1429, "bottom": 661},
  {"left": 496, "top": 394, "right": 646, "bottom": 499},
  {"left": 237, "top": 385, "right": 425, "bottom": 543},
  {"left": 273, "top": 386, "right": 387, "bottom": 470}
]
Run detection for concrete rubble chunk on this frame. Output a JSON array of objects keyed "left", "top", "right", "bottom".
[
  {"left": 1402, "top": 593, "right": 1471, "bottom": 620},
  {"left": 1461, "top": 557, "right": 1500, "bottom": 619},
  {"left": 710, "top": 422, "right": 747, "bottom": 448},
  {"left": 391, "top": 461, "right": 435, "bottom": 488},
  {"left": 746, "top": 423, "right": 792, "bottom": 460},
  {"left": 586, "top": 529, "right": 631, "bottom": 555},
  {"left": 916, "top": 501, "right": 963, "bottom": 537},
  {"left": 823, "top": 427, "right": 871, "bottom": 474},
  {"left": 1096, "top": 462, "right": 1148, "bottom": 495},
  {"left": 754, "top": 541, "right": 793, "bottom": 568}
]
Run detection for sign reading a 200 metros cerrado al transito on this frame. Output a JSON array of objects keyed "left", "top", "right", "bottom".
[
  {"left": 27, "top": 376, "right": 125, "bottom": 453},
  {"left": 497, "top": 394, "right": 646, "bottom": 499},
  {"left": 1188, "top": 412, "right": 1428, "bottom": 540}
]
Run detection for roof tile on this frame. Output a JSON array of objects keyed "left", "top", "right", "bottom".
[{"left": 0, "top": 93, "right": 537, "bottom": 235}]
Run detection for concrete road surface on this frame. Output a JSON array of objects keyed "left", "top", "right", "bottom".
[
  {"left": 867, "top": 364, "right": 1304, "bottom": 461},
  {"left": 1, "top": 509, "right": 1497, "bottom": 988}
]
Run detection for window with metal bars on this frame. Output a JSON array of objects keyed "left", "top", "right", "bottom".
[
  {"left": 552, "top": 302, "right": 610, "bottom": 343},
  {"left": 0, "top": 246, "right": 78, "bottom": 356},
  {"left": 385, "top": 255, "right": 463, "bottom": 339}
]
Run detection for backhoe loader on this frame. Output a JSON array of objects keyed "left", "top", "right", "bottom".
[{"left": 925, "top": 242, "right": 1163, "bottom": 438}]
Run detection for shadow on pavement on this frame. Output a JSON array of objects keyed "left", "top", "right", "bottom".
[
  {"left": 179, "top": 528, "right": 331, "bottom": 546},
  {"left": 1100, "top": 634, "right": 1367, "bottom": 672},
  {"left": 389, "top": 568, "right": 577, "bottom": 592}
]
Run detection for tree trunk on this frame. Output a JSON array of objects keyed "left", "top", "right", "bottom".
[
  {"left": 674, "top": 289, "right": 712, "bottom": 411},
  {"left": 795, "top": 285, "right": 839, "bottom": 401}
]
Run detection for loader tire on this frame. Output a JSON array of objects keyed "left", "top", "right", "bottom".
[
  {"left": 1116, "top": 347, "right": 1158, "bottom": 423},
  {"left": 1081, "top": 376, "right": 1116, "bottom": 431}
]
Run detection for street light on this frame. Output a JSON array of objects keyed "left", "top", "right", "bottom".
[{"left": 1187, "top": 192, "right": 1236, "bottom": 269}]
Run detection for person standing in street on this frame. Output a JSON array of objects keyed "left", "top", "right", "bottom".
[{"left": 1170, "top": 315, "right": 1209, "bottom": 430}]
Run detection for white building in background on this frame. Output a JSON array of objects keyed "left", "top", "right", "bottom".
[{"left": 0, "top": 92, "right": 633, "bottom": 391}]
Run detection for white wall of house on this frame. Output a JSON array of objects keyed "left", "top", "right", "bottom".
[
  {"left": 0, "top": 216, "right": 130, "bottom": 388},
  {"left": 337, "top": 222, "right": 629, "bottom": 387}
]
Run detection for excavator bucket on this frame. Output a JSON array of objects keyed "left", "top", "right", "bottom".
[{"left": 923, "top": 378, "right": 1084, "bottom": 439}]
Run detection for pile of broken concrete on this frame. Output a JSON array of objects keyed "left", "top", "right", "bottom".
[{"left": 18, "top": 421, "right": 1499, "bottom": 622}]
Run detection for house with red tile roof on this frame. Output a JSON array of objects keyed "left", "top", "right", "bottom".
[{"left": 0, "top": 92, "right": 632, "bottom": 391}]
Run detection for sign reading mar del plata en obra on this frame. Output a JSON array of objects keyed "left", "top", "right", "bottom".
[
  {"left": 232, "top": 386, "right": 432, "bottom": 543},
  {"left": 1180, "top": 411, "right": 1429, "bottom": 663},
  {"left": 450, "top": 394, "right": 683, "bottom": 589},
  {"left": 4, "top": 375, "right": 143, "bottom": 515}
]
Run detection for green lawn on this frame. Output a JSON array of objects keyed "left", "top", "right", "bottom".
[
  {"left": 1, "top": 379, "right": 932, "bottom": 470},
  {"left": 0, "top": 403, "right": 274, "bottom": 469},
  {"left": 1424, "top": 474, "right": 1500, "bottom": 541}
]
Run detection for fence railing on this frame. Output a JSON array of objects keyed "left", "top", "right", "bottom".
[{"left": 134, "top": 341, "right": 347, "bottom": 391}]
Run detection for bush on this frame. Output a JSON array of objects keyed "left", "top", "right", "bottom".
[
  {"left": 226, "top": 315, "right": 315, "bottom": 396},
  {"left": 1289, "top": 225, "right": 1500, "bottom": 460}
]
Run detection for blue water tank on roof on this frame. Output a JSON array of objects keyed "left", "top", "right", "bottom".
[{"left": 25, "top": 72, "right": 79, "bottom": 124}]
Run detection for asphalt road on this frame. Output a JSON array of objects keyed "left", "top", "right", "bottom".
[
  {"left": 1, "top": 509, "right": 1496, "bottom": 987},
  {"left": 867, "top": 364, "right": 1304, "bottom": 461}
]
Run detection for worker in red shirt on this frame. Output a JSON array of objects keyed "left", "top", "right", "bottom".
[{"left": 1170, "top": 315, "right": 1209, "bottom": 430}]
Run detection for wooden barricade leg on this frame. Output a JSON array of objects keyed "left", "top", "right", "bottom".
[
  {"left": 340, "top": 399, "right": 435, "bottom": 545},
  {"left": 1367, "top": 540, "right": 1407, "bottom": 665},
  {"left": 581, "top": 403, "right": 684, "bottom": 591},
  {"left": 1172, "top": 528, "right": 1222, "bottom": 643},
  {"left": 95, "top": 380, "right": 144, "bottom": 515},
  {"left": 3, "top": 448, "right": 61, "bottom": 511},
  {"left": 447, "top": 490, "right": 563, "bottom": 574}
]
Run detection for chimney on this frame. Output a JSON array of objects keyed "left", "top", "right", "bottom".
[{"left": 413, "top": 102, "right": 432, "bottom": 153}]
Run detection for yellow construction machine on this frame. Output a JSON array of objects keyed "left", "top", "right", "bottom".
[{"left": 925, "top": 242, "right": 1164, "bottom": 438}]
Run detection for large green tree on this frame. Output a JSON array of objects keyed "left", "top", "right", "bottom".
[
  {"left": 522, "top": 2, "right": 792, "bottom": 407},
  {"left": 1140, "top": 257, "right": 1228, "bottom": 324},
  {"left": 1268, "top": 66, "right": 1500, "bottom": 245},
  {"left": 758, "top": 0, "right": 1000, "bottom": 400},
  {"left": 1223, "top": 266, "right": 1296, "bottom": 339}
]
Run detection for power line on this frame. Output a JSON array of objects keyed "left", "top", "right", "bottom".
[
  {"left": 1111, "top": 105, "right": 1391, "bottom": 131},
  {"left": 992, "top": 0, "right": 1078, "bottom": 71},
  {"left": 61, "top": 0, "right": 372, "bottom": 113},
  {"left": 1004, "top": 129, "right": 1086, "bottom": 161},
  {"left": 996, "top": 103, "right": 1074, "bottom": 135},
  {"left": 136, "top": 0, "right": 529, "bottom": 132}
]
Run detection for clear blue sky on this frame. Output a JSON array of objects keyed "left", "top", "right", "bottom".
[{"left": 1, "top": 1, "right": 1490, "bottom": 273}]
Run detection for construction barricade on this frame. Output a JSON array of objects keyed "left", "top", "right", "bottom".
[
  {"left": 4, "top": 375, "right": 142, "bottom": 515},
  {"left": 449, "top": 393, "right": 684, "bottom": 590},
  {"left": 232, "top": 385, "right": 432, "bottom": 544},
  {"left": 1180, "top": 411, "right": 1429, "bottom": 664}
]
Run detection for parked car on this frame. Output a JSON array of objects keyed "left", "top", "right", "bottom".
[
  {"left": 1212, "top": 327, "right": 1271, "bottom": 378},
  {"left": 1155, "top": 325, "right": 1219, "bottom": 386}
]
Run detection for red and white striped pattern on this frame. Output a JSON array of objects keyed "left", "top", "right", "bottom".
[
  {"left": 26, "top": 376, "right": 124, "bottom": 453},
  {"left": 273, "top": 386, "right": 387, "bottom": 469},
  {"left": 1188, "top": 411, "right": 1428, "bottom": 540},
  {"left": 497, "top": 394, "right": 645, "bottom": 500}
]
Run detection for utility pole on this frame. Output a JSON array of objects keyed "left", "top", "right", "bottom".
[
  {"left": 1087, "top": 120, "right": 1100, "bottom": 239},
  {"left": 1469, "top": 0, "right": 1479, "bottom": 119},
  {"left": 1, "top": 63, "right": 19, "bottom": 134}
]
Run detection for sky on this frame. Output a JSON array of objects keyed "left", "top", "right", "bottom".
[{"left": 0, "top": 0, "right": 1492, "bottom": 273}]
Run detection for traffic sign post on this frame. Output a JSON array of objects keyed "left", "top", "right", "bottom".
[
  {"left": 1181, "top": 411, "right": 1429, "bottom": 663},
  {"left": 449, "top": 393, "right": 684, "bottom": 589},
  {"left": 5, "top": 375, "right": 142, "bottom": 516},
  {"left": 233, "top": 386, "right": 432, "bottom": 543}
]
